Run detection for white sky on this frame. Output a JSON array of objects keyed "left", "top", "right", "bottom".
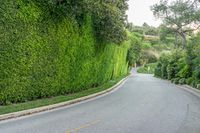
[{"left": 126, "top": 0, "right": 162, "bottom": 27}]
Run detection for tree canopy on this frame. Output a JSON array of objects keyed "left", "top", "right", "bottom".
[
  {"left": 32, "top": 0, "right": 129, "bottom": 44},
  {"left": 151, "top": 0, "right": 200, "bottom": 48}
]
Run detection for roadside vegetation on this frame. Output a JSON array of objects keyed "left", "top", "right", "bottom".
[
  {"left": 128, "top": 0, "right": 200, "bottom": 89},
  {"left": 152, "top": 0, "right": 200, "bottom": 89},
  {"left": 0, "top": 0, "right": 199, "bottom": 114},
  {"left": 1, "top": 0, "right": 130, "bottom": 105},
  {"left": 0, "top": 76, "right": 125, "bottom": 115},
  {"left": 126, "top": 23, "right": 171, "bottom": 68},
  {"left": 137, "top": 63, "right": 157, "bottom": 74},
  {"left": 155, "top": 33, "right": 200, "bottom": 89}
]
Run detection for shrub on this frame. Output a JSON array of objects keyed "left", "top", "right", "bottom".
[
  {"left": 154, "top": 62, "right": 162, "bottom": 77},
  {"left": 142, "top": 42, "right": 152, "bottom": 49},
  {"left": 139, "top": 50, "right": 158, "bottom": 65},
  {"left": 127, "top": 32, "right": 142, "bottom": 66},
  {"left": 191, "top": 80, "right": 200, "bottom": 88},
  {"left": 186, "top": 77, "right": 195, "bottom": 85},
  {"left": 179, "top": 78, "right": 186, "bottom": 85},
  {"left": 160, "top": 55, "right": 169, "bottom": 79},
  {"left": 197, "top": 84, "right": 200, "bottom": 90},
  {"left": 173, "top": 78, "right": 180, "bottom": 84},
  {"left": 154, "top": 33, "right": 200, "bottom": 89},
  {"left": 137, "top": 63, "right": 157, "bottom": 74},
  {"left": 171, "top": 78, "right": 175, "bottom": 83}
]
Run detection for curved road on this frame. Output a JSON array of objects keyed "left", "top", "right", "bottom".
[{"left": 0, "top": 69, "right": 200, "bottom": 133}]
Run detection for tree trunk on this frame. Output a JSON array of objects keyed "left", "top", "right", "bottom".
[
  {"left": 180, "top": 32, "right": 186, "bottom": 48},
  {"left": 174, "top": 32, "right": 178, "bottom": 48}
]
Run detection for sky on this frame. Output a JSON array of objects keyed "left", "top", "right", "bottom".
[{"left": 126, "top": 0, "right": 162, "bottom": 27}]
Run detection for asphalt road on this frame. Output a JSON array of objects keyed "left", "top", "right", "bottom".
[{"left": 0, "top": 69, "right": 200, "bottom": 133}]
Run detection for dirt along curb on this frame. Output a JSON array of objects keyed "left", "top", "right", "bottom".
[{"left": 0, "top": 76, "right": 129, "bottom": 121}]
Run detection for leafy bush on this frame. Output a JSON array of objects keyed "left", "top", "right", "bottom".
[
  {"left": 127, "top": 32, "right": 142, "bottom": 66},
  {"left": 30, "top": 0, "right": 128, "bottom": 44},
  {"left": 158, "top": 53, "right": 170, "bottom": 79},
  {"left": 191, "top": 80, "right": 200, "bottom": 88},
  {"left": 142, "top": 42, "right": 152, "bottom": 49},
  {"left": 137, "top": 63, "right": 157, "bottom": 74},
  {"left": 155, "top": 62, "right": 162, "bottom": 77},
  {"left": 154, "top": 33, "right": 200, "bottom": 89},
  {"left": 197, "top": 84, "right": 200, "bottom": 90},
  {"left": 177, "top": 65, "right": 191, "bottom": 79},
  {"left": 186, "top": 77, "right": 194, "bottom": 85},
  {"left": 173, "top": 78, "right": 180, "bottom": 84},
  {"left": 166, "top": 50, "right": 185, "bottom": 80},
  {"left": 179, "top": 78, "right": 186, "bottom": 85}
]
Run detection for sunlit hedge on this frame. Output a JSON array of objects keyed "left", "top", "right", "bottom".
[{"left": 0, "top": 0, "right": 129, "bottom": 105}]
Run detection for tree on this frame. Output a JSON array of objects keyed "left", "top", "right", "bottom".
[
  {"left": 127, "top": 33, "right": 142, "bottom": 66},
  {"left": 32, "top": 0, "right": 129, "bottom": 44},
  {"left": 158, "top": 24, "right": 175, "bottom": 43},
  {"left": 126, "top": 22, "right": 134, "bottom": 32},
  {"left": 91, "top": 0, "right": 129, "bottom": 44},
  {"left": 151, "top": 0, "right": 200, "bottom": 48},
  {"left": 141, "top": 22, "right": 159, "bottom": 36}
]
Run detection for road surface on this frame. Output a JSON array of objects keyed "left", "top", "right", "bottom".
[{"left": 0, "top": 69, "right": 200, "bottom": 133}]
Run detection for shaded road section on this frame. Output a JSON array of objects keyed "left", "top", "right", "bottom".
[{"left": 0, "top": 69, "right": 200, "bottom": 133}]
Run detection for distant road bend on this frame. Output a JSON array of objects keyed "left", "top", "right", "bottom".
[{"left": 0, "top": 69, "right": 200, "bottom": 133}]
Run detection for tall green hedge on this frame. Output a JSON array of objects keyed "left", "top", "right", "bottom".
[{"left": 0, "top": 0, "right": 129, "bottom": 105}]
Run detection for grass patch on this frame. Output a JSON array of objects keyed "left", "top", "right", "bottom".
[
  {"left": 137, "top": 63, "right": 157, "bottom": 74},
  {"left": 0, "top": 76, "right": 125, "bottom": 115}
]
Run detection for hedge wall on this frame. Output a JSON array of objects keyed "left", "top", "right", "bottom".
[{"left": 0, "top": 0, "right": 129, "bottom": 105}]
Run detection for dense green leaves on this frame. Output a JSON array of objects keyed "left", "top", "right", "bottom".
[
  {"left": 30, "top": 0, "right": 128, "bottom": 44},
  {"left": 151, "top": 0, "right": 200, "bottom": 48},
  {"left": 0, "top": 0, "right": 129, "bottom": 105},
  {"left": 154, "top": 33, "right": 200, "bottom": 89},
  {"left": 91, "top": 0, "right": 128, "bottom": 44},
  {"left": 127, "top": 32, "right": 142, "bottom": 66}
]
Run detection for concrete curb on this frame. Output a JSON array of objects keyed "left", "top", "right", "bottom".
[
  {"left": 182, "top": 85, "right": 200, "bottom": 93},
  {"left": 154, "top": 76, "right": 200, "bottom": 98},
  {"left": 177, "top": 84, "right": 200, "bottom": 98},
  {"left": 0, "top": 76, "right": 129, "bottom": 121}
]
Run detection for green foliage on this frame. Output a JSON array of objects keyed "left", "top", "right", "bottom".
[
  {"left": 151, "top": 0, "right": 200, "bottom": 48},
  {"left": 158, "top": 25, "right": 174, "bottom": 44},
  {"left": 142, "top": 22, "right": 159, "bottom": 36},
  {"left": 137, "top": 63, "right": 157, "bottom": 74},
  {"left": 127, "top": 32, "right": 142, "bottom": 66},
  {"left": 127, "top": 23, "right": 159, "bottom": 36},
  {"left": 167, "top": 50, "right": 185, "bottom": 79},
  {"left": 0, "top": 0, "right": 129, "bottom": 105},
  {"left": 142, "top": 42, "right": 152, "bottom": 49},
  {"left": 186, "top": 77, "right": 194, "bottom": 85},
  {"left": 0, "top": 76, "right": 124, "bottom": 115},
  {"left": 155, "top": 33, "right": 200, "bottom": 88},
  {"left": 126, "top": 22, "right": 173, "bottom": 67},
  {"left": 92, "top": 0, "right": 128, "bottom": 44},
  {"left": 155, "top": 62, "right": 162, "bottom": 77},
  {"left": 129, "top": 25, "right": 144, "bottom": 34},
  {"left": 189, "top": 33, "right": 200, "bottom": 80},
  {"left": 171, "top": 78, "right": 180, "bottom": 84},
  {"left": 197, "top": 84, "right": 200, "bottom": 90},
  {"left": 178, "top": 78, "right": 186, "bottom": 85},
  {"left": 154, "top": 53, "right": 170, "bottom": 79},
  {"left": 31, "top": 0, "right": 128, "bottom": 44},
  {"left": 140, "top": 50, "right": 158, "bottom": 64}
]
